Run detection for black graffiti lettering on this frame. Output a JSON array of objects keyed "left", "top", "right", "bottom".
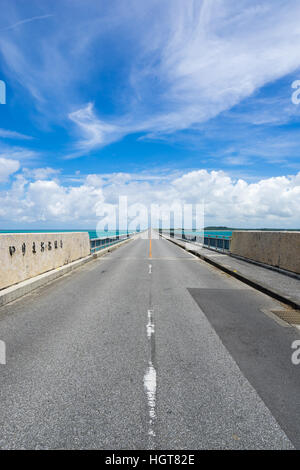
[{"left": 9, "top": 246, "right": 16, "bottom": 256}]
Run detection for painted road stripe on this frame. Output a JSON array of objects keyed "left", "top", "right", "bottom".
[{"left": 144, "top": 309, "right": 157, "bottom": 445}]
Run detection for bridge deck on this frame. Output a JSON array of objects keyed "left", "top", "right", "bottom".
[{"left": 0, "top": 234, "right": 299, "bottom": 449}]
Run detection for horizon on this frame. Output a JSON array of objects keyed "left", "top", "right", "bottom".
[{"left": 1, "top": 227, "right": 300, "bottom": 232}]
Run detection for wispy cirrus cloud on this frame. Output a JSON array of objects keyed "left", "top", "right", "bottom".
[
  {"left": 0, "top": 128, "right": 33, "bottom": 140},
  {"left": 1, "top": 0, "right": 300, "bottom": 217},
  {"left": 0, "top": 14, "right": 54, "bottom": 32},
  {"left": 0, "top": 143, "right": 39, "bottom": 163},
  {"left": 23, "top": 167, "right": 60, "bottom": 180},
  {"left": 58, "top": 0, "right": 300, "bottom": 155},
  {"left": 67, "top": 103, "right": 124, "bottom": 157},
  {"left": 2, "top": 0, "right": 300, "bottom": 152}
]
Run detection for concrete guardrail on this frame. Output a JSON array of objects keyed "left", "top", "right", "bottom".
[
  {"left": 0, "top": 232, "right": 90, "bottom": 290},
  {"left": 230, "top": 231, "right": 300, "bottom": 275}
]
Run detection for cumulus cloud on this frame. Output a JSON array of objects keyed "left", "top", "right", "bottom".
[
  {"left": 27, "top": 179, "right": 104, "bottom": 222},
  {"left": 0, "top": 174, "right": 104, "bottom": 224},
  {"left": 170, "top": 170, "right": 300, "bottom": 225},
  {"left": 0, "top": 157, "right": 20, "bottom": 182},
  {"left": 0, "top": 168, "right": 299, "bottom": 228}
]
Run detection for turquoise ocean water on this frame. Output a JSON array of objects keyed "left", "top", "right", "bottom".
[
  {"left": 0, "top": 229, "right": 232, "bottom": 239},
  {"left": 1, "top": 229, "right": 298, "bottom": 239},
  {"left": 178, "top": 230, "right": 232, "bottom": 238}
]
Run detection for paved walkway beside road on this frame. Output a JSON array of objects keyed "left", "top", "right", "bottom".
[{"left": 165, "top": 235, "right": 300, "bottom": 310}]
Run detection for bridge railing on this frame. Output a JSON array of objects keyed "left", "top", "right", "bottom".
[
  {"left": 90, "top": 232, "right": 135, "bottom": 254},
  {"left": 202, "top": 235, "right": 231, "bottom": 252},
  {"left": 170, "top": 231, "right": 232, "bottom": 252}
]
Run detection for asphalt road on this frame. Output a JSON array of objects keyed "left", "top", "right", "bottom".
[{"left": 0, "top": 233, "right": 299, "bottom": 449}]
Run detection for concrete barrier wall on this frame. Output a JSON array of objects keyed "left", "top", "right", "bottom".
[
  {"left": 0, "top": 232, "right": 90, "bottom": 290},
  {"left": 230, "top": 231, "right": 300, "bottom": 274}
]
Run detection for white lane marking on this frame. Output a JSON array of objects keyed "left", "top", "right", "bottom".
[
  {"left": 144, "top": 363, "right": 156, "bottom": 434},
  {"left": 149, "top": 264, "right": 152, "bottom": 274},
  {"left": 144, "top": 309, "right": 157, "bottom": 441},
  {"left": 146, "top": 309, "right": 155, "bottom": 339},
  {"left": 0, "top": 340, "right": 6, "bottom": 365}
]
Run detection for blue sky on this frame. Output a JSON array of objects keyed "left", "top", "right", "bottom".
[{"left": 0, "top": 0, "right": 300, "bottom": 228}]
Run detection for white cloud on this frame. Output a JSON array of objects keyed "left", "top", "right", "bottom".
[
  {"left": 130, "top": 0, "right": 300, "bottom": 136},
  {"left": 0, "top": 144, "right": 39, "bottom": 162},
  {"left": 170, "top": 170, "right": 300, "bottom": 225},
  {"left": 1, "top": 14, "right": 54, "bottom": 32},
  {"left": 0, "top": 128, "right": 33, "bottom": 140},
  {"left": 0, "top": 157, "right": 20, "bottom": 182},
  {"left": 68, "top": 103, "right": 123, "bottom": 155},
  {"left": 0, "top": 167, "right": 299, "bottom": 228},
  {"left": 24, "top": 167, "right": 60, "bottom": 180},
  {"left": 25, "top": 179, "right": 104, "bottom": 221},
  {"left": 3, "top": 1, "right": 300, "bottom": 150}
]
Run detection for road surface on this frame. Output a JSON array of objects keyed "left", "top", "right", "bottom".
[{"left": 0, "top": 233, "right": 299, "bottom": 449}]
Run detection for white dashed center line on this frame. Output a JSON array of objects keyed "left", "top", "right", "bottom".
[{"left": 144, "top": 308, "right": 157, "bottom": 445}]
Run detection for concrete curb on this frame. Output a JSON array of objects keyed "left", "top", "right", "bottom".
[
  {"left": 0, "top": 237, "right": 133, "bottom": 308},
  {"left": 163, "top": 235, "right": 300, "bottom": 310}
]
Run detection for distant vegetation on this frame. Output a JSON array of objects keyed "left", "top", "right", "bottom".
[{"left": 204, "top": 226, "right": 233, "bottom": 230}]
